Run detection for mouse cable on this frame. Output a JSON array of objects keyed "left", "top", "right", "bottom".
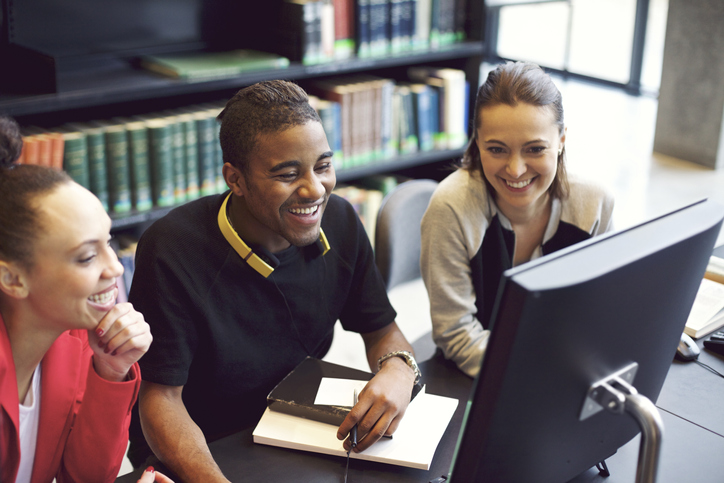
[
  {"left": 344, "top": 450, "right": 350, "bottom": 483},
  {"left": 694, "top": 360, "right": 724, "bottom": 379}
]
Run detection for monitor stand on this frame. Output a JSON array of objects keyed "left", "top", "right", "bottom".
[{"left": 580, "top": 363, "right": 664, "bottom": 483}]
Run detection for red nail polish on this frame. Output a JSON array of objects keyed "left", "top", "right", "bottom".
[
  {"left": 145, "top": 466, "right": 154, "bottom": 473},
  {"left": 98, "top": 340, "right": 105, "bottom": 348},
  {"left": 96, "top": 328, "right": 104, "bottom": 337},
  {"left": 104, "top": 346, "right": 111, "bottom": 354},
  {"left": 111, "top": 349, "right": 117, "bottom": 356}
]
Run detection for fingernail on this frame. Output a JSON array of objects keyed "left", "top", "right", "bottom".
[
  {"left": 98, "top": 340, "right": 105, "bottom": 348},
  {"left": 104, "top": 346, "right": 111, "bottom": 354},
  {"left": 96, "top": 328, "right": 104, "bottom": 337},
  {"left": 145, "top": 466, "right": 154, "bottom": 473},
  {"left": 111, "top": 350, "right": 117, "bottom": 356}
]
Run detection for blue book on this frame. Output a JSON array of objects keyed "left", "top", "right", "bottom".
[
  {"left": 411, "top": 84, "right": 434, "bottom": 152},
  {"left": 428, "top": 87, "right": 440, "bottom": 146},
  {"left": 400, "top": 0, "right": 415, "bottom": 50},
  {"left": 356, "top": 0, "right": 372, "bottom": 57},
  {"left": 369, "top": 0, "right": 389, "bottom": 56},
  {"left": 317, "top": 99, "right": 343, "bottom": 169},
  {"left": 389, "top": 0, "right": 403, "bottom": 53}
]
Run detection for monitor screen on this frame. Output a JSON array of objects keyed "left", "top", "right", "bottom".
[{"left": 449, "top": 199, "right": 724, "bottom": 483}]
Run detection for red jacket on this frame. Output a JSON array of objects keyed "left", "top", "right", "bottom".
[{"left": 0, "top": 317, "right": 141, "bottom": 483}]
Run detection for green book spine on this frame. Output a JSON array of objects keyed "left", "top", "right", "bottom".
[
  {"left": 194, "top": 110, "right": 217, "bottom": 197},
  {"left": 104, "top": 124, "right": 132, "bottom": 213},
  {"left": 178, "top": 113, "right": 200, "bottom": 201},
  {"left": 147, "top": 119, "right": 175, "bottom": 207},
  {"left": 61, "top": 131, "right": 90, "bottom": 189},
  {"left": 167, "top": 116, "right": 188, "bottom": 204},
  {"left": 125, "top": 120, "right": 153, "bottom": 212},
  {"left": 85, "top": 126, "right": 109, "bottom": 211}
]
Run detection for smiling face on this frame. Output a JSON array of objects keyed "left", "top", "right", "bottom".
[
  {"left": 21, "top": 182, "right": 123, "bottom": 331},
  {"left": 228, "top": 121, "right": 336, "bottom": 253},
  {"left": 476, "top": 102, "right": 565, "bottom": 218}
]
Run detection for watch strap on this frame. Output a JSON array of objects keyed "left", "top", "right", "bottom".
[{"left": 377, "top": 350, "right": 421, "bottom": 385}]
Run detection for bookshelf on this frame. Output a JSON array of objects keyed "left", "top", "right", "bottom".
[{"left": 0, "top": 0, "right": 485, "bottom": 233}]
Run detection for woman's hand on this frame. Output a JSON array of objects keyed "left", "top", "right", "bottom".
[
  {"left": 137, "top": 466, "right": 174, "bottom": 483},
  {"left": 88, "top": 302, "right": 152, "bottom": 382}
]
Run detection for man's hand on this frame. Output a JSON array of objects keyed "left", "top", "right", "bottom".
[{"left": 336, "top": 321, "right": 418, "bottom": 452}]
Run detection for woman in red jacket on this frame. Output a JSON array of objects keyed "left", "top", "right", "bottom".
[{"left": 0, "top": 116, "right": 155, "bottom": 483}]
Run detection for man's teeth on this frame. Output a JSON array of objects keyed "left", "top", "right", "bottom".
[
  {"left": 88, "top": 291, "right": 115, "bottom": 304},
  {"left": 289, "top": 205, "right": 319, "bottom": 215},
  {"left": 506, "top": 178, "right": 532, "bottom": 189}
]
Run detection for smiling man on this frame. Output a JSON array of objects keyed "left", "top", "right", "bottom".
[{"left": 127, "top": 80, "right": 420, "bottom": 482}]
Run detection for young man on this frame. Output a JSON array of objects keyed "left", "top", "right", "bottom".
[{"left": 128, "top": 80, "right": 421, "bottom": 482}]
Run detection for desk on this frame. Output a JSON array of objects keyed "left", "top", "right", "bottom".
[{"left": 117, "top": 342, "right": 724, "bottom": 483}]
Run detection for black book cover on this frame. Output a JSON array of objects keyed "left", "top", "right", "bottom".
[{"left": 267, "top": 356, "right": 422, "bottom": 426}]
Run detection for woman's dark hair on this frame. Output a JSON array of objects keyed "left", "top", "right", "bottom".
[
  {"left": 461, "top": 61, "right": 569, "bottom": 200},
  {"left": 217, "top": 80, "right": 321, "bottom": 174},
  {"left": 0, "top": 115, "right": 23, "bottom": 166},
  {"left": 0, "top": 117, "right": 72, "bottom": 266}
]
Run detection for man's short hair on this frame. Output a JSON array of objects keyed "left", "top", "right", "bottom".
[{"left": 217, "top": 80, "right": 321, "bottom": 173}]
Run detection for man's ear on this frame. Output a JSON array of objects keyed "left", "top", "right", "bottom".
[
  {"left": 223, "top": 162, "right": 246, "bottom": 198},
  {"left": 0, "top": 261, "right": 29, "bottom": 299}
]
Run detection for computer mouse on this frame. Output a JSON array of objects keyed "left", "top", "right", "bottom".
[{"left": 675, "top": 333, "right": 700, "bottom": 361}]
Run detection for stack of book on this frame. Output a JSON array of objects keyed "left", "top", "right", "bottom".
[
  {"left": 276, "top": 0, "right": 468, "bottom": 65},
  {"left": 308, "top": 67, "right": 468, "bottom": 170},
  {"left": 18, "top": 103, "right": 227, "bottom": 214},
  {"left": 16, "top": 66, "right": 467, "bottom": 219},
  {"left": 139, "top": 49, "right": 290, "bottom": 81},
  {"left": 333, "top": 183, "right": 387, "bottom": 247},
  {"left": 16, "top": 128, "right": 65, "bottom": 170},
  {"left": 684, "top": 256, "right": 724, "bottom": 339},
  {"left": 253, "top": 357, "right": 458, "bottom": 470},
  {"left": 110, "top": 235, "right": 139, "bottom": 302}
]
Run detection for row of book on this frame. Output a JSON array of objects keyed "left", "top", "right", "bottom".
[
  {"left": 18, "top": 104, "right": 227, "bottom": 214},
  {"left": 306, "top": 66, "right": 468, "bottom": 170},
  {"left": 335, "top": 183, "right": 386, "bottom": 249},
  {"left": 17, "top": 67, "right": 462, "bottom": 216},
  {"left": 278, "top": 0, "right": 468, "bottom": 65},
  {"left": 112, "top": 179, "right": 397, "bottom": 301}
]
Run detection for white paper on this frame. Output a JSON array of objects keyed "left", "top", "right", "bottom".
[{"left": 313, "top": 378, "right": 369, "bottom": 406}]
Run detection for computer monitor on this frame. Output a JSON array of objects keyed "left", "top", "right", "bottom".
[{"left": 449, "top": 199, "right": 724, "bottom": 483}]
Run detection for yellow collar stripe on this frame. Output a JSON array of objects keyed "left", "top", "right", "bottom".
[
  {"left": 218, "top": 193, "right": 275, "bottom": 278},
  {"left": 319, "top": 225, "right": 331, "bottom": 255},
  {"left": 217, "top": 192, "right": 330, "bottom": 277}
]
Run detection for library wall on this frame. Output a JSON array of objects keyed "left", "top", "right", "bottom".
[{"left": 0, "top": 0, "right": 485, "bottom": 299}]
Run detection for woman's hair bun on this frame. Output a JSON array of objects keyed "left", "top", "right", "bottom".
[{"left": 0, "top": 115, "right": 24, "bottom": 168}]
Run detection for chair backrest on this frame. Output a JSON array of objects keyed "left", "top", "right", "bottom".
[{"left": 374, "top": 179, "right": 438, "bottom": 291}]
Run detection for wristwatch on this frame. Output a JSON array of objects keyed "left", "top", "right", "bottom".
[{"left": 377, "top": 350, "right": 421, "bottom": 385}]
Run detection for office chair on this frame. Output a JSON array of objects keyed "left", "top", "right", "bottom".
[
  {"left": 374, "top": 178, "right": 438, "bottom": 290},
  {"left": 374, "top": 179, "right": 439, "bottom": 361}
]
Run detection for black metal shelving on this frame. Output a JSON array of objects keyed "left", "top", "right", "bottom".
[{"left": 0, "top": 42, "right": 483, "bottom": 117}]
